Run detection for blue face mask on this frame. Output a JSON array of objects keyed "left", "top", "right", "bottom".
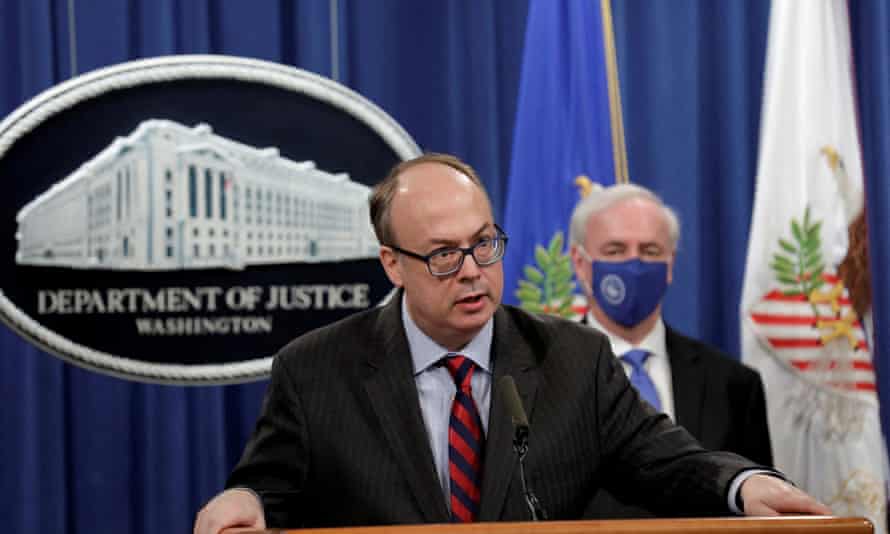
[{"left": 591, "top": 258, "right": 668, "bottom": 328}]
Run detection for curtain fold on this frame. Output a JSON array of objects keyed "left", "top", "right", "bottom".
[
  {"left": 851, "top": 0, "right": 890, "bottom": 462},
  {"left": 610, "top": 0, "right": 770, "bottom": 353}
]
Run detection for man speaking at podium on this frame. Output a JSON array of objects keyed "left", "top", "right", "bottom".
[{"left": 194, "top": 154, "right": 829, "bottom": 533}]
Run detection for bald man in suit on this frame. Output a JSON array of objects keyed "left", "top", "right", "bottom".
[{"left": 195, "top": 154, "right": 824, "bottom": 533}]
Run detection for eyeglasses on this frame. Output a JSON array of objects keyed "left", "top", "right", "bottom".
[{"left": 386, "top": 225, "right": 509, "bottom": 277}]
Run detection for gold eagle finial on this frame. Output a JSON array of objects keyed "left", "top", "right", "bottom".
[
  {"left": 820, "top": 146, "right": 842, "bottom": 173},
  {"left": 575, "top": 175, "right": 594, "bottom": 198},
  {"left": 575, "top": 175, "right": 605, "bottom": 199}
]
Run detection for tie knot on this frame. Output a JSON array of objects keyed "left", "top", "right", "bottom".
[
  {"left": 444, "top": 354, "right": 475, "bottom": 389},
  {"left": 621, "top": 349, "right": 650, "bottom": 370}
]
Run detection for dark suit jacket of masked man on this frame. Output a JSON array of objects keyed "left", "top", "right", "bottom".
[
  {"left": 226, "top": 292, "right": 763, "bottom": 528},
  {"left": 583, "top": 319, "right": 773, "bottom": 519}
]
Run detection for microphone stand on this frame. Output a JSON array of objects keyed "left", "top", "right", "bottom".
[{"left": 512, "top": 426, "right": 548, "bottom": 521}]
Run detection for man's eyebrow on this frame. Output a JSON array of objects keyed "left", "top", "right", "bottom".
[{"left": 427, "top": 223, "right": 493, "bottom": 247}]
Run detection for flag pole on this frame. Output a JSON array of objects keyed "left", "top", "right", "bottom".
[{"left": 599, "top": 0, "right": 629, "bottom": 184}]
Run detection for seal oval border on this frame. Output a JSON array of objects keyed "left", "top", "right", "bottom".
[{"left": 0, "top": 55, "right": 421, "bottom": 385}]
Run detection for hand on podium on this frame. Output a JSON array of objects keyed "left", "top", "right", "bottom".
[
  {"left": 194, "top": 488, "right": 265, "bottom": 534},
  {"left": 740, "top": 474, "right": 833, "bottom": 516}
]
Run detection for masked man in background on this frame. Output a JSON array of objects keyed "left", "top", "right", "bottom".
[{"left": 569, "top": 183, "right": 774, "bottom": 518}]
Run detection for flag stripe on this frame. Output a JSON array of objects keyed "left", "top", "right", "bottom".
[
  {"left": 790, "top": 359, "right": 874, "bottom": 371},
  {"left": 762, "top": 290, "right": 852, "bottom": 305},
  {"left": 768, "top": 338, "right": 868, "bottom": 350},
  {"left": 751, "top": 313, "right": 861, "bottom": 327}
]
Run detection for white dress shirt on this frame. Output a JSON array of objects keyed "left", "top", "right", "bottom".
[
  {"left": 402, "top": 296, "right": 493, "bottom": 508},
  {"left": 585, "top": 312, "right": 676, "bottom": 420}
]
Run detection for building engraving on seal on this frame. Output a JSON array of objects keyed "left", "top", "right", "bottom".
[{"left": 15, "top": 119, "right": 379, "bottom": 271}]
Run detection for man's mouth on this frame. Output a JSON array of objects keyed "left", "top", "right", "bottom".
[{"left": 457, "top": 293, "right": 486, "bottom": 305}]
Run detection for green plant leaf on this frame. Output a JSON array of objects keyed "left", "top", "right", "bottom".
[
  {"left": 804, "top": 255, "right": 823, "bottom": 271},
  {"left": 548, "top": 232, "right": 564, "bottom": 257},
  {"left": 515, "top": 229, "right": 580, "bottom": 317},
  {"left": 554, "top": 283, "right": 573, "bottom": 296},
  {"left": 807, "top": 221, "right": 822, "bottom": 241},
  {"left": 523, "top": 266, "right": 544, "bottom": 284},
  {"left": 772, "top": 254, "right": 794, "bottom": 267},
  {"left": 802, "top": 238, "right": 819, "bottom": 253},
  {"left": 534, "top": 245, "right": 550, "bottom": 269},
  {"left": 517, "top": 287, "right": 542, "bottom": 302},
  {"left": 777, "top": 274, "right": 797, "bottom": 285},
  {"left": 810, "top": 264, "right": 825, "bottom": 281},
  {"left": 779, "top": 239, "right": 798, "bottom": 254},
  {"left": 518, "top": 280, "right": 538, "bottom": 290},
  {"left": 791, "top": 220, "right": 803, "bottom": 243},
  {"left": 770, "top": 263, "right": 795, "bottom": 275},
  {"left": 552, "top": 267, "right": 573, "bottom": 283}
]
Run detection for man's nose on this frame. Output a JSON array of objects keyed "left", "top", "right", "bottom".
[{"left": 457, "top": 251, "right": 482, "bottom": 278}]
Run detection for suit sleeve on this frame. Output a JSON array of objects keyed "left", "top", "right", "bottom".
[
  {"left": 592, "top": 339, "right": 757, "bottom": 516},
  {"left": 226, "top": 350, "right": 309, "bottom": 527},
  {"left": 738, "top": 371, "right": 774, "bottom": 467}
]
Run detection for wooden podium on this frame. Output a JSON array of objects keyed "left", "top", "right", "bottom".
[{"left": 226, "top": 516, "right": 872, "bottom": 534}]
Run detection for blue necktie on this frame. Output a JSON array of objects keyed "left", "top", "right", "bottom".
[{"left": 621, "top": 349, "right": 662, "bottom": 412}]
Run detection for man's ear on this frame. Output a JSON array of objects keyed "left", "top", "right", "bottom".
[
  {"left": 667, "top": 249, "right": 676, "bottom": 285},
  {"left": 379, "top": 247, "right": 404, "bottom": 287},
  {"left": 570, "top": 245, "right": 588, "bottom": 279},
  {"left": 570, "top": 244, "right": 595, "bottom": 297}
]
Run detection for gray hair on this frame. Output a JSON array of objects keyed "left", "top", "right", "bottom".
[{"left": 568, "top": 183, "right": 680, "bottom": 249}]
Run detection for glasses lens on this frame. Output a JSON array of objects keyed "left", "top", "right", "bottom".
[
  {"left": 473, "top": 239, "right": 496, "bottom": 264},
  {"left": 426, "top": 236, "right": 507, "bottom": 276},
  {"left": 428, "top": 248, "right": 462, "bottom": 274},
  {"left": 474, "top": 237, "right": 506, "bottom": 265}
]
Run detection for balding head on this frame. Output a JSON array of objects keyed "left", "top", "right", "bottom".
[{"left": 369, "top": 153, "right": 490, "bottom": 246}]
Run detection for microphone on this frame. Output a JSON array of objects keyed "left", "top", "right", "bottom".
[
  {"left": 498, "top": 375, "right": 548, "bottom": 521},
  {"left": 499, "top": 375, "right": 529, "bottom": 444}
]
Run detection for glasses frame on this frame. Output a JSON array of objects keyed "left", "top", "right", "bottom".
[{"left": 386, "top": 224, "right": 509, "bottom": 277}]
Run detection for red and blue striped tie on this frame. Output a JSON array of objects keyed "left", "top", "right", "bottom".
[{"left": 444, "top": 354, "right": 484, "bottom": 522}]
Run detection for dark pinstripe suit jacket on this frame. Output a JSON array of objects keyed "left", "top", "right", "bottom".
[
  {"left": 584, "top": 324, "right": 773, "bottom": 518},
  {"left": 227, "top": 295, "right": 760, "bottom": 527}
]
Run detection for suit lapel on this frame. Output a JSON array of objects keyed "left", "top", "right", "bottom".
[
  {"left": 363, "top": 295, "right": 450, "bottom": 523},
  {"left": 478, "top": 307, "right": 539, "bottom": 521},
  {"left": 666, "top": 326, "right": 706, "bottom": 439}
]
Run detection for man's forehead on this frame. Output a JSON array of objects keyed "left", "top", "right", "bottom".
[
  {"left": 396, "top": 162, "right": 474, "bottom": 191},
  {"left": 389, "top": 165, "right": 493, "bottom": 245},
  {"left": 587, "top": 198, "right": 671, "bottom": 241}
]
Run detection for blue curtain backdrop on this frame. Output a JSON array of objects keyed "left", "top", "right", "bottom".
[
  {"left": 609, "top": 0, "right": 770, "bottom": 354},
  {"left": 2, "top": 1, "right": 888, "bottom": 533},
  {"left": 0, "top": 2, "right": 529, "bottom": 533},
  {"left": 850, "top": 1, "right": 890, "bottom": 458}
]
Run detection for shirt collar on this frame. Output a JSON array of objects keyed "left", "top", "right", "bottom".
[
  {"left": 586, "top": 311, "right": 667, "bottom": 360},
  {"left": 402, "top": 293, "right": 493, "bottom": 376}
]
